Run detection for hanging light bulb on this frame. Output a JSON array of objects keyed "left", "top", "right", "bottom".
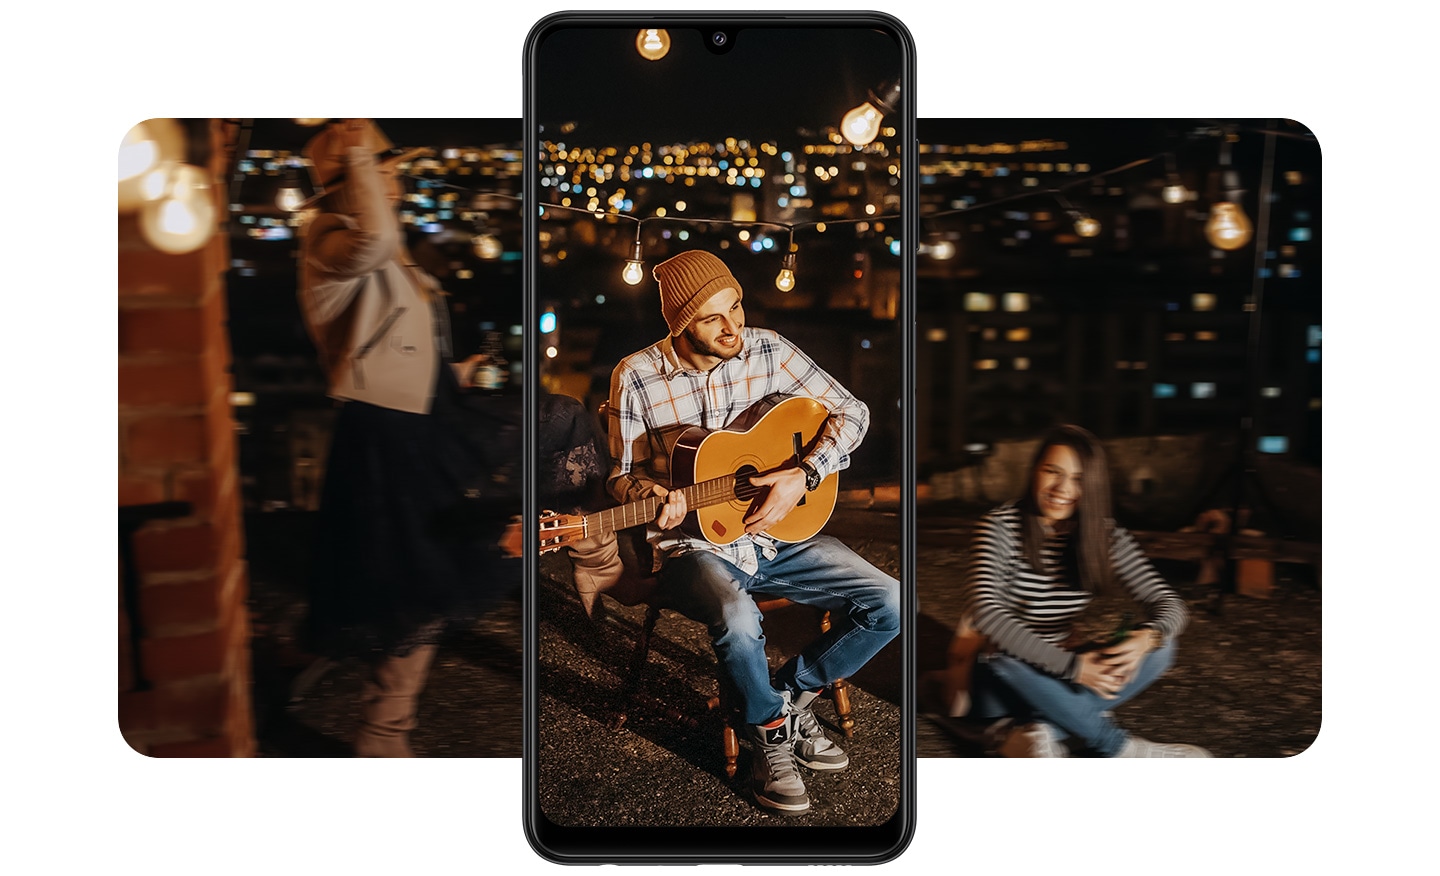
[
  {"left": 1205, "top": 201, "right": 1253, "bottom": 250},
  {"left": 775, "top": 251, "right": 797, "bottom": 292},
  {"left": 294, "top": 118, "right": 328, "bottom": 127},
  {"left": 1162, "top": 177, "right": 1188, "bottom": 204},
  {"left": 840, "top": 81, "right": 900, "bottom": 148},
  {"left": 276, "top": 168, "right": 305, "bottom": 212},
  {"left": 139, "top": 163, "right": 216, "bottom": 254},
  {"left": 622, "top": 236, "right": 645, "bottom": 285},
  {"left": 636, "top": 28, "right": 670, "bottom": 60},
  {"left": 1074, "top": 215, "right": 1101, "bottom": 237}
]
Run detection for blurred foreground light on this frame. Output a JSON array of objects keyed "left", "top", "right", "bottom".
[
  {"left": 1205, "top": 201, "right": 1253, "bottom": 250},
  {"left": 1162, "top": 183, "right": 1188, "bottom": 204},
  {"left": 1074, "top": 216, "right": 1101, "bottom": 237},
  {"left": 118, "top": 119, "right": 186, "bottom": 212},
  {"left": 139, "top": 163, "right": 216, "bottom": 254},
  {"left": 636, "top": 28, "right": 670, "bottom": 60},
  {"left": 294, "top": 118, "right": 328, "bottom": 127}
]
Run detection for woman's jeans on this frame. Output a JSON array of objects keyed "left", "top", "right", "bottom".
[
  {"left": 657, "top": 536, "right": 900, "bottom": 726},
  {"left": 969, "top": 640, "right": 1176, "bottom": 756}
]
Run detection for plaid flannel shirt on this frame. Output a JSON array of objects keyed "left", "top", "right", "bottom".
[{"left": 606, "top": 327, "right": 870, "bottom": 574}]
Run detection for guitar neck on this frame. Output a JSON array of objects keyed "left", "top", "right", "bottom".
[{"left": 583, "top": 475, "right": 746, "bottom": 538}]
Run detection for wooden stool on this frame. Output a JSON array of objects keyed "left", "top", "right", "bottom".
[{"left": 616, "top": 595, "right": 855, "bottom": 779}]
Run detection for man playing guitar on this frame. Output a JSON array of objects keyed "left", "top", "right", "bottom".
[{"left": 606, "top": 250, "right": 900, "bottom": 814}]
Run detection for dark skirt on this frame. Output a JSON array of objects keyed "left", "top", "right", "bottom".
[{"left": 304, "top": 365, "right": 522, "bottom": 658}]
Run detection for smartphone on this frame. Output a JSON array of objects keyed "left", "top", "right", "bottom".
[{"left": 523, "top": 12, "right": 916, "bottom": 863}]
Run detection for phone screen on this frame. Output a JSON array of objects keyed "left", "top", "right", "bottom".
[{"left": 524, "top": 14, "right": 914, "bottom": 862}]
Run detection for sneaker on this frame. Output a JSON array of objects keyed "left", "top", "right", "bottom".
[
  {"left": 1116, "top": 735, "right": 1212, "bottom": 758},
  {"left": 788, "top": 690, "right": 849, "bottom": 771},
  {"left": 747, "top": 714, "right": 811, "bottom": 813},
  {"left": 998, "top": 722, "right": 1069, "bottom": 758}
]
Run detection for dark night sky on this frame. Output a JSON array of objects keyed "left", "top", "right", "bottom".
[{"left": 533, "top": 26, "right": 904, "bottom": 144}]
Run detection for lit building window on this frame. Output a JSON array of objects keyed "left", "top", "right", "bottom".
[
  {"left": 1279, "top": 264, "right": 1300, "bottom": 278},
  {"left": 1262, "top": 387, "right": 1282, "bottom": 398},
  {"left": 1191, "top": 382, "right": 1217, "bottom": 399},
  {"left": 1003, "top": 292, "right": 1029, "bottom": 312},
  {"left": 1165, "top": 332, "right": 1185, "bottom": 342},
  {"left": 1309, "top": 398, "right": 1321, "bottom": 410},
  {"left": 974, "top": 359, "right": 999, "bottom": 370},
  {"left": 925, "top": 328, "right": 948, "bottom": 342},
  {"left": 965, "top": 293, "right": 995, "bottom": 312},
  {"left": 1194, "top": 331, "right": 1218, "bottom": 341},
  {"left": 1013, "top": 357, "right": 1030, "bottom": 371},
  {"left": 981, "top": 328, "right": 998, "bottom": 341},
  {"left": 1005, "top": 327, "right": 1030, "bottom": 342},
  {"left": 1285, "top": 171, "right": 1303, "bottom": 184},
  {"left": 1289, "top": 228, "right": 1312, "bottom": 242},
  {"left": 1116, "top": 361, "right": 1131, "bottom": 370},
  {"left": 1192, "top": 293, "right": 1216, "bottom": 311},
  {"left": 1153, "top": 383, "right": 1177, "bottom": 399}
]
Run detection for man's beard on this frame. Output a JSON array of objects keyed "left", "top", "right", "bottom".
[{"left": 683, "top": 326, "right": 744, "bottom": 361}]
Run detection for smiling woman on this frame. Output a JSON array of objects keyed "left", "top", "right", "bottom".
[{"left": 952, "top": 424, "right": 1211, "bottom": 758}]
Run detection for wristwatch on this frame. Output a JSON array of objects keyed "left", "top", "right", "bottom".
[{"left": 798, "top": 460, "right": 821, "bottom": 492}]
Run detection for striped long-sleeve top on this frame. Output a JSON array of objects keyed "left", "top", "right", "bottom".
[
  {"left": 607, "top": 326, "right": 869, "bottom": 574},
  {"left": 961, "top": 502, "right": 1189, "bottom": 681}
]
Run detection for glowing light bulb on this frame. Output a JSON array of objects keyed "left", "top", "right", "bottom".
[
  {"left": 622, "top": 238, "right": 644, "bottom": 285},
  {"left": 1074, "top": 216, "right": 1101, "bottom": 237},
  {"left": 294, "top": 118, "right": 328, "bottom": 126},
  {"left": 276, "top": 169, "right": 305, "bottom": 212},
  {"left": 1205, "top": 201, "right": 1253, "bottom": 250},
  {"left": 775, "top": 253, "right": 797, "bottom": 292},
  {"left": 473, "top": 234, "right": 503, "bottom": 260},
  {"left": 1162, "top": 184, "right": 1187, "bottom": 204},
  {"left": 118, "top": 128, "right": 158, "bottom": 182},
  {"left": 636, "top": 28, "right": 670, "bottom": 60},
  {"left": 841, "top": 102, "right": 883, "bottom": 147}
]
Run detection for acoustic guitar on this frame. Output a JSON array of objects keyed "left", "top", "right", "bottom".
[{"left": 538, "top": 394, "right": 839, "bottom": 554}]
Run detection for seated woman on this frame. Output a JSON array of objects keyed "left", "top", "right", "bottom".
[{"left": 960, "top": 424, "right": 1210, "bottom": 757}]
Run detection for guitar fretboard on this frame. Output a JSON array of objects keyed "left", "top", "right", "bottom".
[{"left": 584, "top": 473, "right": 761, "bottom": 536}]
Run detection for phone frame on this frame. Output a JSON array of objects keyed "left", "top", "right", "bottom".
[{"left": 522, "top": 11, "right": 917, "bottom": 863}]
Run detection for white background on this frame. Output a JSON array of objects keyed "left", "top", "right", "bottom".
[{"left": 4, "top": 0, "right": 1428, "bottom": 872}]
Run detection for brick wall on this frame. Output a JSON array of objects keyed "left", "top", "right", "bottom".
[{"left": 119, "top": 119, "right": 255, "bottom": 756}]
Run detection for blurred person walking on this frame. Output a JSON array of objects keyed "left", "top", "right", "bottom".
[{"left": 297, "top": 119, "right": 519, "bottom": 756}]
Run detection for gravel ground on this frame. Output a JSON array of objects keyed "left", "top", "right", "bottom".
[{"left": 248, "top": 504, "right": 1321, "bottom": 770}]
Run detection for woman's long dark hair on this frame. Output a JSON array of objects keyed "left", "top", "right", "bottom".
[{"left": 1018, "top": 425, "right": 1114, "bottom": 594}]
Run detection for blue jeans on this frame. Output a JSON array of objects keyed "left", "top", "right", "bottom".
[
  {"left": 656, "top": 535, "right": 901, "bottom": 726},
  {"left": 969, "top": 641, "right": 1177, "bottom": 756}
]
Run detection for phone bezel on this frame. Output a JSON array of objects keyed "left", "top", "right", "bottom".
[{"left": 522, "top": 11, "right": 917, "bottom": 864}]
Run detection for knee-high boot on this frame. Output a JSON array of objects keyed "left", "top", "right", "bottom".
[
  {"left": 354, "top": 644, "right": 437, "bottom": 757},
  {"left": 566, "top": 530, "right": 655, "bottom": 617}
]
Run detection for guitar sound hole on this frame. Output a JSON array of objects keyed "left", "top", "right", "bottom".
[{"left": 734, "top": 464, "right": 760, "bottom": 501}]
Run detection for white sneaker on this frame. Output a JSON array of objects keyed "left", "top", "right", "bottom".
[
  {"left": 1116, "top": 735, "right": 1212, "bottom": 758},
  {"left": 998, "top": 722, "right": 1069, "bottom": 757},
  {"left": 788, "top": 690, "right": 849, "bottom": 771}
]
